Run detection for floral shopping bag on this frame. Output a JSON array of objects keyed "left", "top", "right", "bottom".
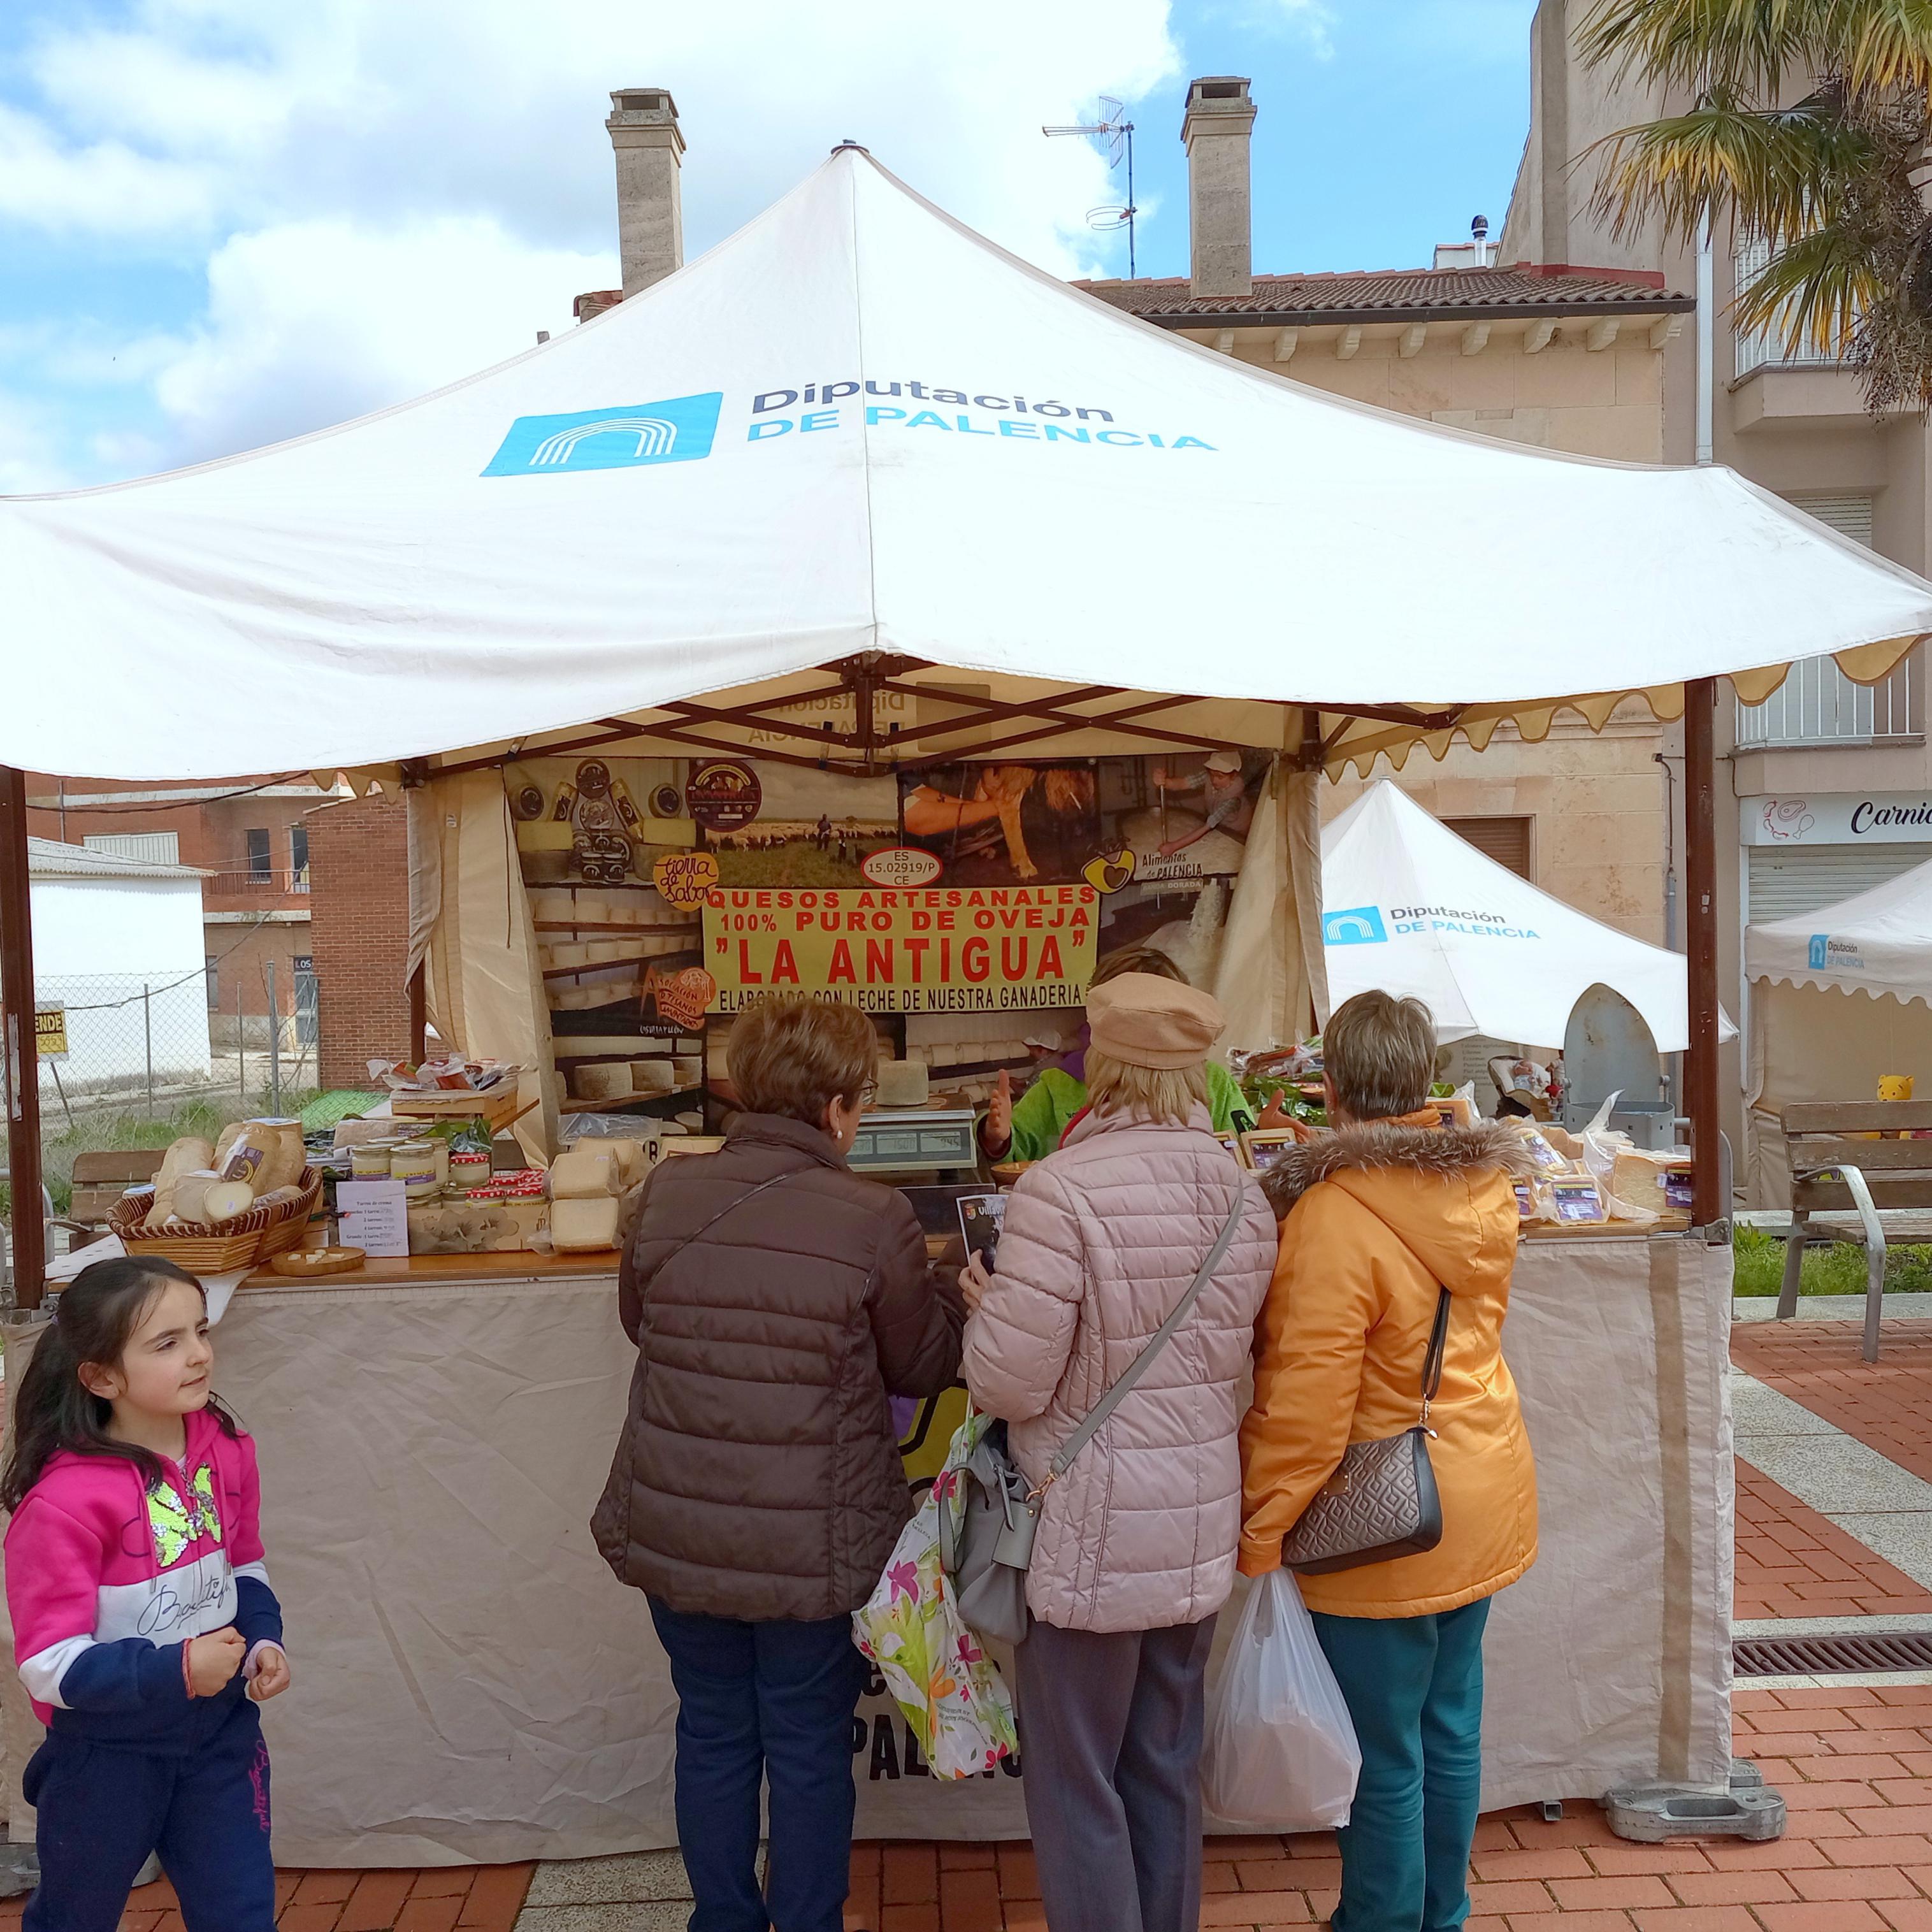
[{"left": 853, "top": 1409, "right": 1020, "bottom": 1780}]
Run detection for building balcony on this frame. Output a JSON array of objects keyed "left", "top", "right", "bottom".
[
  {"left": 201, "top": 867, "right": 313, "bottom": 917},
  {"left": 1736, "top": 652, "right": 1919, "bottom": 749}
]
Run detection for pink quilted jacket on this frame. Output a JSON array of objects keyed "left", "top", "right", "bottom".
[{"left": 960, "top": 1106, "right": 1277, "bottom": 1633}]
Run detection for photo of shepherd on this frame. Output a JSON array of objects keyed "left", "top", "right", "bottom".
[
  {"left": 1106, "top": 750, "right": 1265, "bottom": 885},
  {"left": 708, "top": 763, "right": 898, "bottom": 889},
  {"left": 899, "top": 763, "right": 1100, "bottom": 884}
]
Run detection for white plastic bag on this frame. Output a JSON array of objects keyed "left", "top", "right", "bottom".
[{"left": 1200, "top": 1571, "right": 1361, "bottom": 1830}]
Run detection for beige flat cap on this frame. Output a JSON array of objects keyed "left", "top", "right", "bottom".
[{"left": 1087, "top": 972, "right": 1225, "bottom": 1071}]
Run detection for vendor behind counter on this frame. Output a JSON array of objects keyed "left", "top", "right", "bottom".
[{"left": 979, "top": 947, "right": 1256, "bottom": 1163}]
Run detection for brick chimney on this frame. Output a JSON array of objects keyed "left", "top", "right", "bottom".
[
  {"left": 606, "top": 87, "right": 684, "bottom": 297},
  {"left": 1181, "top": 76, "right": 1256, "bottom": 301}
]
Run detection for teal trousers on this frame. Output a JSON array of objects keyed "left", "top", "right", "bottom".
[{"left": 1310, "top": 1596, "right": 1491, "bottom": 1932}]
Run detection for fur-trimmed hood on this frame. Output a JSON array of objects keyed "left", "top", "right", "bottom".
[
  {"left": 1262, "top": 1116, "right": 1534, "bottom": 1301},
  {"left": 1262, "top": 1118, "right": 1537, "bottom": 1216}
]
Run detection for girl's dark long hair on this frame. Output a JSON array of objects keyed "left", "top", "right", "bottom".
[{"left": 1, "top": 1257, "right": 240, "bottom": 1512}]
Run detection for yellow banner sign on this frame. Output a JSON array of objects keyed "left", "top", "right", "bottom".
[
  {"left": 34, "top": 1006, "right": 68, "bottom": 1057},
  {"left": 705, "top": 885, "right": 1098, "bottom": 1013}
]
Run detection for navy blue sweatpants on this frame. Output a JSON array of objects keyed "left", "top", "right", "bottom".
[{"left": 22, "top": 1699, "right": 274, "bottom": 1932}]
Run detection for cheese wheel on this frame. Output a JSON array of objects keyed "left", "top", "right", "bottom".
[
  {"left": 169, "top": 1171, "right": 226, "bottom": 1226},
  {"left": 214, "top": 1122, "right": 245, "bottom": 1167},
  {"left": 202, "top": 1180, "right": 256, "bottom": 1225},
  {"left": 631, "top": 1060, "right": 679, "bottom": 1097},
  {"left": 551, "top": 1194, "right": 621, "bottom": 1251},
  {"left": 550, "top": 1148, "right": 619, "bottom": 1199},
  {"left": 574, "top": 1063, "right": 633, "bottom": 1103}
]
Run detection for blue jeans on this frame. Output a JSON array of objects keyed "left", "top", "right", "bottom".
[
  {"left": 648, "top": 1598, "right": 869, "bottom": 1932},
  {"left": 23, "top": 1701, "right": 274, "bottom": 1932},
  {"left": 1311, "top": 1597, "right": 1491, "bottom": 1932}
]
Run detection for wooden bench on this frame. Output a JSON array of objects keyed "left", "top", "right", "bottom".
[
  {"left": 67, "top": 1149, "right": 167, "bottom": 1227},
  {"left": 1778, "top": 1100, "right": 1932, "bottom": 1360}
]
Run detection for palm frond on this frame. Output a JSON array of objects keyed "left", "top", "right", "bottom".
[
  {"left": 1579, "top": 0, "right": 1834, "bottom": 93},
  {"left": 1819, "top": 0, "right": 1932, "bottom": 89},
  {"left": 1587, "top": 94, "right": 1872, "bottom": 243},
  {"left": 1734, "top": 224, "right": 1878, "bottom": 352}
]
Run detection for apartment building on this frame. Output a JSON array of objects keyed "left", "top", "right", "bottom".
[{"left": 1502, "top": 0, "right": 1932, "bottom": 1157}]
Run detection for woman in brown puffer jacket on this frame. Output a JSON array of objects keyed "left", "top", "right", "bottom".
[{"left": 593, "top": 993, "right": 963, "bottom": 1932}]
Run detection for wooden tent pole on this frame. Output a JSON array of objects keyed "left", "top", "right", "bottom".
[
  {"left": 0, "top": 766, "right": 46, "bottom": 1308},
  {"left": 1683, "top": 677, "right": 1724, "bottom": 1225}
]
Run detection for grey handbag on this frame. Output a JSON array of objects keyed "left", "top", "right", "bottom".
[
  {"left": 1280, "top": 1286, "right": 1452, "bottom": 1576},
  {"left": 938, "top": 1175, "right": 1253, "bottom": 1646}
]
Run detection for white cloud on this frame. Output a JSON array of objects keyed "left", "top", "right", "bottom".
[
  {"left": 0, "top": 102, "right": 216, "bottom": 238},
  {"left": 152, "top": 215, "right": 612, "bottom": 465},
  {"left": 5, "top": 0, "right": 1182, "bottom": 480}
]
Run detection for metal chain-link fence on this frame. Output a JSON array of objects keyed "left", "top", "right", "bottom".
[{"left": 10, "top": 963, "right": 321, "bottom": 1217}]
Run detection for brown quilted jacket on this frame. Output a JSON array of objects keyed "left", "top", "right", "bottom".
[{"left": 591, "top": 1113, "right": 964, "bottom": 1622}]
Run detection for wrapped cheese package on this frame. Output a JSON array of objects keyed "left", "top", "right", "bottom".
[
  {"left": 1610, "top": 1150, "right": 1695, "bottom": 1216},
  {"left": 549, "top": 1148, "right": 619, "bottom": 1199},
  {"left": 550, "top": 1195, "right": 621, "bottom": 1251},
  {"left": 219, "top": 1119, "right": 305, "bottom": 1195}
]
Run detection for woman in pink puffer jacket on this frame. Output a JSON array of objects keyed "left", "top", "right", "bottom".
[{"left": 960, "top": 974, "right": 1276, "bottom": 1932}]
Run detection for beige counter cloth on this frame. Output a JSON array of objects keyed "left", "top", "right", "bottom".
[{"left": 0, "top": 1234, "right": 1733, "bottom": 1863}]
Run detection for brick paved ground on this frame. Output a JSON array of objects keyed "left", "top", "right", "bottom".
[
  {"left": 1736, "top": 1458, "right": 1932, "bottom": 1620},
  {"left": 844, "top": 1682, "right": 1932, "bottom": 1929},
  {"left": 1732, "top": 1321, "right": 1932, "bottom": 1487},
  {"left": 0, "top": 1864, "right": 535, "bottom": 1931}
]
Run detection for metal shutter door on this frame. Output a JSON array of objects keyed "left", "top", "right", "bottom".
[
  {"left": 1747, "top": 844, "right": 1932, "bottom": 921},
  {"left": 82, "top": 831, "right": 180, "bottom": 866},
  {"left": 1444, "top": 816, "right": 1533, "bottom": 880},
  {"left": 1784, "top": 492, "right": 1875, "bottom": 548}
]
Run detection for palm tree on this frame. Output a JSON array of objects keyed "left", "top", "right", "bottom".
[{"left": 1581, "top": 0, "right": 1932, "bottom": 414}]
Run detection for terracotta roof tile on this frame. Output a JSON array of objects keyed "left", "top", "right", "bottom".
[{"left": 1077, "top": 266, "right": 1694, "bottom": 322}]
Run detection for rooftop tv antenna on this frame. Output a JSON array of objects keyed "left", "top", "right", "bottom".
[{"left": 1043, "top": 96, "right": 1138, "bottom": 278}]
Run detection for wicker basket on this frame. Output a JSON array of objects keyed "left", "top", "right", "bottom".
[{"left": 111, "top": 1167, "right": 324, "bottom": 1275}]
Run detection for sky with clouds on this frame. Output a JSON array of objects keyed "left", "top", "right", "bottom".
[{"left": 0, "top": 0, "right": 1539, "bottom": 494}]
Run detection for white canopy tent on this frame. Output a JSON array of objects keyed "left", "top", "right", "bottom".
[
  {"left": 1744, "top": 860, "right": 1932, "bottom": 1203},
  {"left": 1322, "top": 780, "right": 1726, "bottom": 1051},
  {"left": 0, "top": 136, "right": 1908, "bottom": 1866},
  {"left": 1, "top": 147, "right": 1929, "bottom": 784},
  {"left": 1747, "top": 858, "right": 1932, "bottom": 1006}
]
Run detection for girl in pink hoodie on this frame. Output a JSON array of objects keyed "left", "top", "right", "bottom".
[{"left": 2, "top": 1257, "right": 289, "bottom": 1932}]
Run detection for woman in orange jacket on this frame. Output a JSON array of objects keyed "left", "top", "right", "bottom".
[{"left": 1239, "top": 990, "right": 1538, "bottom": 1932}]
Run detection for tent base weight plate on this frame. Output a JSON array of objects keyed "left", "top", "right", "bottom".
[{"left": 1603, "top": 1762, "right": 1784, "bottom": 1842}]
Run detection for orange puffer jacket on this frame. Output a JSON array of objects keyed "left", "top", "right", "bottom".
[{"left": 1239, "top": 1116, "right": 1539, "bottom": 1619}]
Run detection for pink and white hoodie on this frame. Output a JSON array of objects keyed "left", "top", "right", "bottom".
[{"left": 4, "top": 1407, "right": 283, "bottom": 1748}]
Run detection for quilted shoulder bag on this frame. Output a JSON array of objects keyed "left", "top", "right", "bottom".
[
  {"left": 939, "top": 1174, "right": 1253, "bottom": 1645},
  {"left": 1280, "top": 1285, "right": 1451, "bottom": 1576}
]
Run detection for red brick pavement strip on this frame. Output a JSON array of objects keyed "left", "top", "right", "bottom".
[
  {"left": 1734, "top": 1459, "right": 1932, "bottom": 1620},
  {"left": 836, "top": 1685, "right": 1932, "bottom": 1928},
  {"left": 1731, "top": 1320, "right": 1932, "bottom": 1488},
  {"left": 0, "top": 1863, "right": 534, "bottom": 1932}
]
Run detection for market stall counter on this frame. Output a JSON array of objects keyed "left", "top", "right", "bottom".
[{"left": 0, "top": 1226, "right": 1735, "bottom": 1866}]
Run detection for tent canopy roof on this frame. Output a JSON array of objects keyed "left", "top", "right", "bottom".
[
  {"left": 3, "top": 148, "right": 1928, "bottom": 784},
  {"left": 1747, "top": 855, "right": 1932, "bottom": 1007},
  {"left": 1322, "top": 780, "right": 1728, "bottom": 1051}
]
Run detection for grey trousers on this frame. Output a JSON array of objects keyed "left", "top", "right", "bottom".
[{"left": 1014, "top": 1615, "right": 1218, "bottom": 1932}]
